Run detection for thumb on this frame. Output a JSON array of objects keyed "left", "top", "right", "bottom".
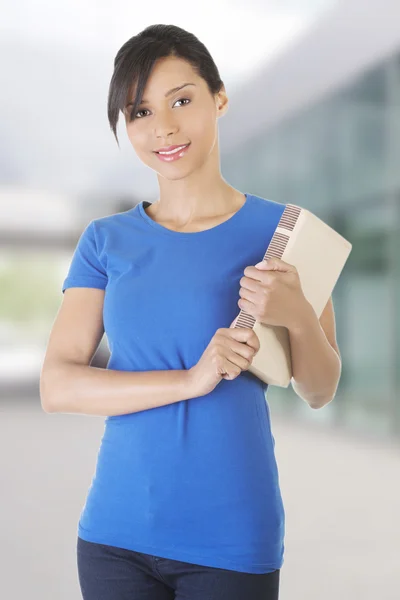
[
  {"left": 230, "top": 315, "right": 239, "bottom": 328},
  {"left": 255, "top": 257, "right": 273, "bottom": 269},
  {"left": 255, "top": 256, "right": 291, "bottom": 272}
]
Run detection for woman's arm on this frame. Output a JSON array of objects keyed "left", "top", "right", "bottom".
[
  {"left": 41, "top": 362, "right": 195, "bottom": 416},
  {"left": 40, "top": 287, "right": 197, "bottom": 416},
  {"left": 289, "top": 296, "right": 342, "bottom": 409}
]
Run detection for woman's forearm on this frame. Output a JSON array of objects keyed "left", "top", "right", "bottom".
[
  {"left": 40, "top": 362, "right": 196, "bottom": 416},
  {"left": 288, "top": 301, "right": 342, "bottom": 408}
]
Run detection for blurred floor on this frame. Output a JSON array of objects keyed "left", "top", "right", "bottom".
[{"left": 1, "top": 398, "right": 399, "bottom": 600}]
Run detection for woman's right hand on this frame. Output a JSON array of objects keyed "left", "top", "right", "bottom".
[{"left": 187, "top": 316, "right": 260, "bottom": 397}]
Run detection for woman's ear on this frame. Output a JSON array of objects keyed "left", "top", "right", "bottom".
[{"left": 216, "top": 87, "right": 229, "bottom": 116}]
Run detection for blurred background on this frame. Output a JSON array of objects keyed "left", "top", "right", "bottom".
[{"left": 1, "top": 0, "right": 400, "bottom": 598}]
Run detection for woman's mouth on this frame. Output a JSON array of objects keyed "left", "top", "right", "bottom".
[{"left": 154, "top": 143, "right": 191, "bottom": 162}]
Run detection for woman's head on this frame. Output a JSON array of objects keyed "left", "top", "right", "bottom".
[{"left": 107, "top": 24, "right": 228, "bottom": 179}]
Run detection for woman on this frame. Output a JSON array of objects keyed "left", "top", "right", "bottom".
[{"left": 42, "top": 24, "right": 287, "bottom": 599}]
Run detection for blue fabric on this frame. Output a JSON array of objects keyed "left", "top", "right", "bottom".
[{"left": 62, "top": 192, "right": 287, "bottom": 574}]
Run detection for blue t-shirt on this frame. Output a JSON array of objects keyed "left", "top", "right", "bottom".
[{"left": 62, "top": 192, "right": 286, "bottom": 574}]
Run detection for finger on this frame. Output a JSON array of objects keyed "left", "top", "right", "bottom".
[
  {"left": 221, "top": 357, "right": 242, "bottom": 380},
  {"left": 222, "top": 326, "right": 260, "bottom": 354},
  {"left": 243, "top": 332, "right": 260, "bottom": 354}
]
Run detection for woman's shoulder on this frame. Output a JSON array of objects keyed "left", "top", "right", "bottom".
[
  {"left": 246, "top": 194, "right": 288, "bottom": 225},
  {"left": 249, "top": 193, "right": 287, "bottom": 211}
]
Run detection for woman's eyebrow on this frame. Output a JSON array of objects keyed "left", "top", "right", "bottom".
[{"left": 126, "top": 82, "right": 196, "bottom": 108}]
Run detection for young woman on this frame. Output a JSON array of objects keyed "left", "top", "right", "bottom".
[{"left": 41, "top": 24, "right": 287, "bottom": 600}]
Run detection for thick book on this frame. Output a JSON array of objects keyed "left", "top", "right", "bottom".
[{"left": 233, "top": 204, "right": 352, "bottom": 388}]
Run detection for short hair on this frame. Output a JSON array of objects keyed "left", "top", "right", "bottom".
[{"left": 107, "top": 24, "right": 225, "bottom": 147}]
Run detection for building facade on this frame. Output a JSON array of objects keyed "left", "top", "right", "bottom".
[{"left": 221, "top": 0, "right": 400, "bottom": 440}]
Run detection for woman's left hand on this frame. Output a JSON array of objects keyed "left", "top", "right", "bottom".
[{"left": 238, "top": 256, "right": 310, "bottom": 330}]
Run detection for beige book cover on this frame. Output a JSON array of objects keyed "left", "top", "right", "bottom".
[{"left": 233, "top": 204, "right": 352, "bottom": 388}]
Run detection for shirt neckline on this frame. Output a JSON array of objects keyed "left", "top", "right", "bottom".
[{"left": 136, "top": 193, "right": 252, "bottom": 238}]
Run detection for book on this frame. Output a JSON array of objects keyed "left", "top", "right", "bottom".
[{"left": 233, "top": 204, "right": 352, "bottom": 387}]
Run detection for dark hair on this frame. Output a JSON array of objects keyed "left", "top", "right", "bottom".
[{"left": 107, "top": 24, "right": 225, "bottom": 147}]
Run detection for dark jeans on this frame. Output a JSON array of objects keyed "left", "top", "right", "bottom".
[{"left": 77, "top": 536, "right": 280, "bottom": 600}]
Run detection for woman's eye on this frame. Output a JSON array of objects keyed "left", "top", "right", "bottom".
[
  {"left": 135, "top": 109, "right": 150, "bottom": 119},
  {"left": 134, "top": 97, "right": 191, "bottom": 120},
  {"left": 174, "top": 97, "right": 191, "bottom": 108}
]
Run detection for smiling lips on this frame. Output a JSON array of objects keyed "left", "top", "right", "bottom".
[{"left": 154, "top": 143, "right": 191, "bottom": 162}]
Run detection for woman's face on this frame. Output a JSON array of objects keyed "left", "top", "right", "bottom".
[{"left": 123, "top": 55, "right": 227, "bottom": 179}]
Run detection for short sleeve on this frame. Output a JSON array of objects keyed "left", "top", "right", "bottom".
[{"left": 62, "top": 221, "right": 108, "bottom": 293}]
